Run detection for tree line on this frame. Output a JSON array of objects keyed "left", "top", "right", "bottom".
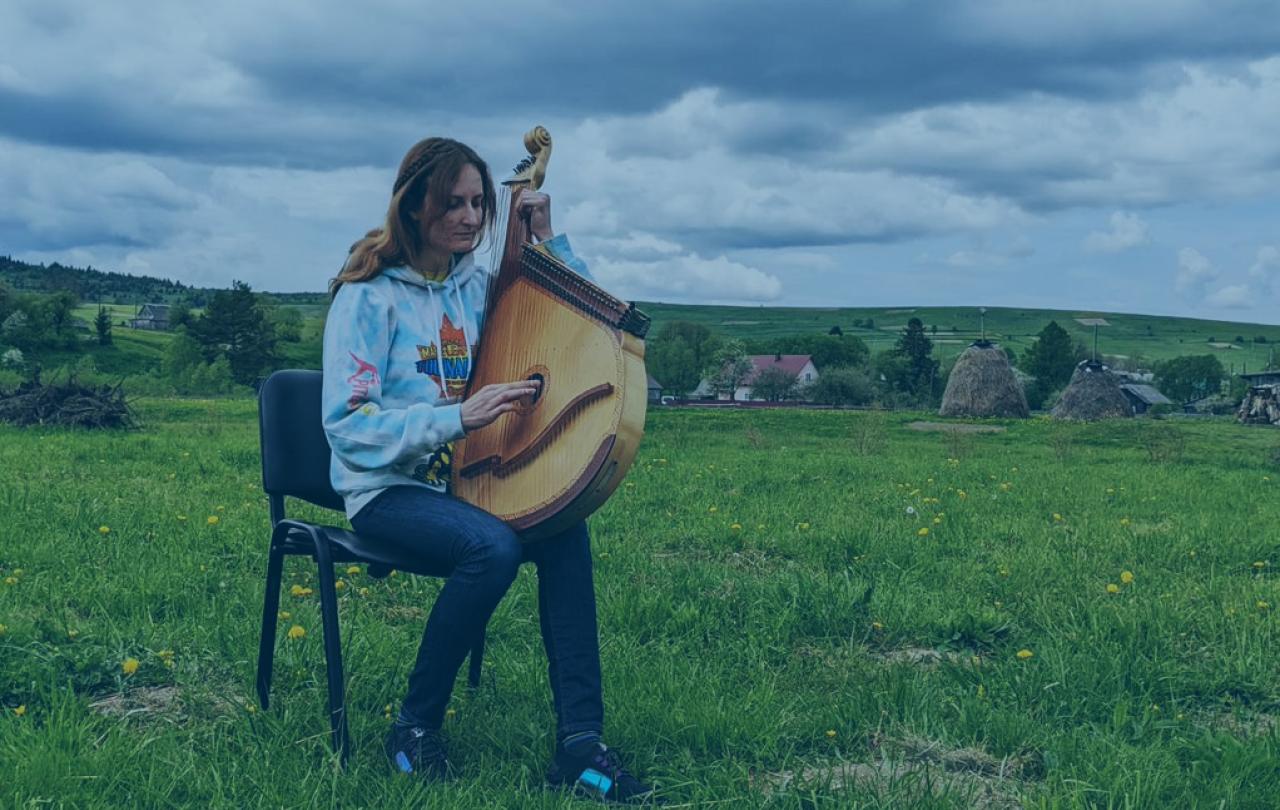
[
  {"left": 647, "top": 317, "right": 1247, "bottom": 409},
  {"left": 0, "top": 279, "right": 299, "bottom": 394}
]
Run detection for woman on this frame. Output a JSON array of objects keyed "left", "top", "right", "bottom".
[{"left": 321, "top": 137, "right": 661, "bottom": 805}]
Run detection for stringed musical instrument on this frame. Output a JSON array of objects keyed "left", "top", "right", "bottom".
[{"left": 452, "top": 127, "right": 650, "bottom": 540}]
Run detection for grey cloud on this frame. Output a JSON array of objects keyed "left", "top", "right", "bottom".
[{"left": 4, "top": 1, "right": 1279, "bottom": 168}]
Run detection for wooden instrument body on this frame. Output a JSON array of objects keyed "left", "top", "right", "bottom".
[{"left": 453, "top": 244, "right": 648, "bottom": 540}]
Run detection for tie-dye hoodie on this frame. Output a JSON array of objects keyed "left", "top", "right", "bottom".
[{"left": 322, "top": 234, "right": 589, "bottom": 520}]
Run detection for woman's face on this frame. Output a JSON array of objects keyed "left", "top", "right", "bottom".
[{"left": 416, "top": 163, "right": 484, "bottom": 256}]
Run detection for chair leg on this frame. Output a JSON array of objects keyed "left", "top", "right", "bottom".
[
  {"left": 313, "top": 532, "right": 350, "bottom": 766},
  {"left": 256, "top": 541, "right": 286, "bottom": 710},
  {"left": 467, "top": 630, "right": 485, "bottom": 689}
]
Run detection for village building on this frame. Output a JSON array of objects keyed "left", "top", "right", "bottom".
[
  {"left": 129, "top": 303, "right": 171, "bottom": 331},
  {"left": 1118, "top": 383, "right": 1172, "bottom": 415},
  {"left": 1240, "top": 370, "right": 1280, "bottom": 387},
  {"left": 646, "top": 373, "right": 663, "bottom": 403},
  {"left": 694, "top": 354, "right": 818, "bottom": 401}
]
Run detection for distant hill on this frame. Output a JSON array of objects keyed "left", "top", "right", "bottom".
[
  {"left": 4, "top": 255, "right": 1277, "bottom": 372},
  {"left": 0, "top": 256, "right": 330, "bottom": 308}
]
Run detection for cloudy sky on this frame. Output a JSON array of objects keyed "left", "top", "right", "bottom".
[{"left": 2, "top": 0, "right": 1279, "bottom": 324}]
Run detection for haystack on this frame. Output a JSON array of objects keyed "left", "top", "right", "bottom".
[
  {"left": 1237, "top": 385, "right": 1279, "bottom": 426},
  {"left": 1051, "top": 361, "right": 1132, "bottom": 421},
  {"left": 939, "top": 341, "right": 1029, "bottom": 418}
]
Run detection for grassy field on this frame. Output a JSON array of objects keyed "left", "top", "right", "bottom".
[
  {"left": 636, "top": 302, "right": 1280, "bottom": 372},
  {"left": 1, "top": 403, "right": 1278, "bottom": 807},
  {"left": 25, "top": 300, "right": 1280, "bottom": 396}
]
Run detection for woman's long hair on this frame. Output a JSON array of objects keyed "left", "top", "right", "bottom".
[{"left": 330, "top": 138, "right": 497, "bottom": 296}]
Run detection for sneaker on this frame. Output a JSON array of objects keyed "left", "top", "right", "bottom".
[
  {"left": 385, "top": 725, "right": 451, "bottom": 779},
  {"left": 546, "top": 740, "right": 664, "bottom": 805}
]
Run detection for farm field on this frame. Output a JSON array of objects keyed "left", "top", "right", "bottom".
[{"left": 0, "top": 403, "right": 1277, "bottom": 807}]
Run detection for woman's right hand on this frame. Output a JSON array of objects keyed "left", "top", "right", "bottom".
[{"left": 461, "top": 379, "right": 541, "bottom": 432}]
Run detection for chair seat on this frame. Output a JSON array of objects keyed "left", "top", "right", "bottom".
[{"left": 275, "top": 519, "right": 453, "bottom": 579}]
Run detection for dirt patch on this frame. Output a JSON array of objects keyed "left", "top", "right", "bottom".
[
  {"left": 906, "top": 421, "right": 1007, "bottom": 434},
  {"left": 873, "top": 648, "right": 973, "bottom": 667},
  {"left": 759, "top": 733, "right": 1035, "bottom": 808},
  {"left": 1205, "top": 710, "right": 1278, "bottom": 738},
  {"left": 90, "top": 686, "right": 183, "bottom": 721}
]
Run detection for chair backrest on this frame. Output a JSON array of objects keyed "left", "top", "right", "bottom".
[{"left": 258, "top": 369, "right": 346, "bottom": 513}]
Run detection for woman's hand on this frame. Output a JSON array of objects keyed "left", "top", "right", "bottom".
[
  {"left": 516, "top": 189, "right": 553, "bottom": 242},
  {"left": 461, "top": 379, "right": 541, "bottom": 432}
]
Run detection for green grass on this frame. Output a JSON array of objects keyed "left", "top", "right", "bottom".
[{"left": 1, "top": 404, "right": 1278, "bottom": 807}]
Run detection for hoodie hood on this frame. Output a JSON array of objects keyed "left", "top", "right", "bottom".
[{"left": 381, "top": 251, "right": 487, "bottom": 291}]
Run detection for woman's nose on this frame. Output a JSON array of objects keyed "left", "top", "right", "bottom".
[{"left": 463, "top": 203, "right": 482, "bottom": 226}]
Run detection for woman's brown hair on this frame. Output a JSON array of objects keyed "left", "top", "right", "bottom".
[{"left": 330, "top": 138, "right": 497, "bottom": 296}]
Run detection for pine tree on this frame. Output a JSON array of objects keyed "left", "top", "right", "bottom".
[
  {"left": 888, "top": 317, "right": 938, "bottom": 401},
  {"left": 1020, "top": 321, "right": 1077, "bottom": 408},
  {"left": 94, "top": 305, "right": 112, "bottom": 346},
  {"left": 187, "top": 280, "right": 278, "bottom": 386}
]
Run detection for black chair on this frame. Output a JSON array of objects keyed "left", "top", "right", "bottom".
[{"left": 256, "top": 368, "right": 484, "bottom": 765}]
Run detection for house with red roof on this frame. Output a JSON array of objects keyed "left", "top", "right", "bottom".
[{"left": 694, "top": 353, "right": 819, "bottom": 401}]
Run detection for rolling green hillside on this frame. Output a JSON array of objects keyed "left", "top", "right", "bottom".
[
  {"left": 5, "top": 258, "right": 1278, "bottom": 376},
  {"left": 636, "top": 302, "right": 1280, "bottom": 371}
]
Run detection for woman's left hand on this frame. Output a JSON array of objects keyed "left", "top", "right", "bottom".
[{"left": 516, "top": 189, "right": 553, "bottom": 242}]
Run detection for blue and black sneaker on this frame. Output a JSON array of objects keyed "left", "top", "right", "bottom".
[
  {"left": 546, "top": 738, "right": 664, "bottom": 805},
  {"left": 385, "top": 725, "right": 452, "bottom": 780}
]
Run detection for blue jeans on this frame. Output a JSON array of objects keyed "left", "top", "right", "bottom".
[{"left": 350, "top": 485, "right": 604, "bottom": 738}]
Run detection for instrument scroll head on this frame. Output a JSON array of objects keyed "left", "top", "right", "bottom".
[{"left": 504, "top": 126, "right": 553, "bottom": 190}]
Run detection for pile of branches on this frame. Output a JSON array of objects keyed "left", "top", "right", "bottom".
[{"left": 0, "top": 376, "right": 135, "bottom": 429}]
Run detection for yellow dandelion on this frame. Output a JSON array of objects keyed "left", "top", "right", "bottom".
[
  {"left": 1016, "top": 649, "right": 1034, "bottom": 660},
  {"left": 999, "top": 482, "right": 1011, "bottom": 492},
  {"left": 67, "top": 629, "right": 78, "bottom": 639},
  {"left": 359, "top": 588, "right": 369, "bottom": 597},
  {"left": 797, "top": 522, "right": 810, "bottom": 530},
  {"left": 206, "top": 516, "right": 220, "bottom": 526},
  {"left": 289, "top": 585, "right": 313, "bottom": 597},
  {"left": 98, "top": 525, "right": 110, "bottom": 535},
  {"left": 176, "top": 515, "right": 188, "bottom": 522},
  {"left": 1120, "top": 518, "right": 1130, "bottom": 526},
  {"left": 13, "top": 705, "right": 25, "bottom": 717},
  {"left": 1106, "top": 583, "right": 1120, "bottom": 594},
  {"left": 3, "top": 577, "right": 16, "bottom": 586},
  {"left": 917, "top": 527, "right": 929, "bottom": 537},
  {"left": 1253, "top": 561, "right": 1268, "bottom": 570},
  {"left": 445, "top": 708, "right": 456, "bottom": 719},
  {"left": 730, "top": 523, "right": 742, "bottom": 531},
  {"left": 871, "top": 621, "right": 884, "bottom": 631},
  {"left": 287, "top": 625, "right": 306, "bottom": 640},
  {"left": 0, "top": 624, "right": 7, "bottom": 636},
  {"left": 933, "top": 517, "right": 942, "bottom": 525},
  {"left": 1052, "top": 513, "right": 1063, "bottom": 522},
  {"left": 1259, "top": 601, "right": 1271, "bottom": 611},
  {"left": 346, "top": 565, "right": 361, "bottom": 575},
  {"left": 122, "top": 657, "right": 140, "bottom": 676},
  {"left": 708, "top": 506, "right": 718, "bottom": 513},
  {"left": 599, "top": 551, "right": 610, "bottom": 559},
  {"left": 997, "top": 567, "right": 1010, "bottom": 577},
  {"left": 335, "top": 580, "right": 346, "bottom": 590},
  {"left": 825, "top": 729, "right": 837, "bottom": 739},
  {"left": 1120, "top": 570, "right": 1134, "bottom": 584},
  {"left": 957, "top": 490, "right": 967, "bottom": 498}
]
